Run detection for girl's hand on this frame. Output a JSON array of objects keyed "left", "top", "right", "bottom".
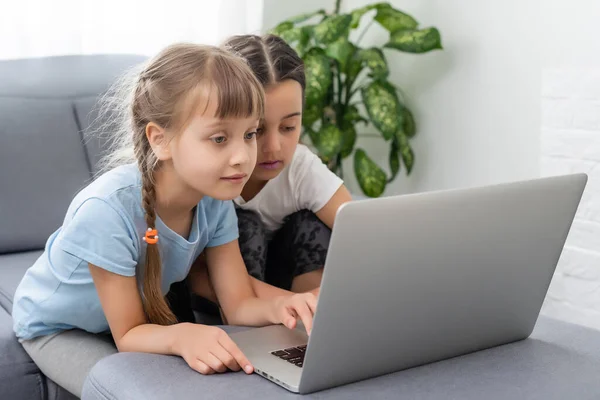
[
  {"left": 174, "top": 323, "right": 253, "bottom": 375},
  {"left": 272, "top": 293, "right": 317, "bottom": 335}
]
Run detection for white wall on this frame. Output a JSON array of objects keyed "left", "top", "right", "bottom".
[{"left": 539, "top": 0, "right": 600, "bottom": 330}]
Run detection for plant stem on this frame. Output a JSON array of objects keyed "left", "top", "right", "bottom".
[
  {"left": 356, "top": 19, "right": 375, "bottom": 46},
  {"left": 334, "top": 0, "right": 342, "bottom": 14},
  {"left": 348, "top": 83, "right": 366, "bottom": 102},
  {"left": 344, "top": 75, "right": 356, "bottom": 109},
  {"left": 344, "top": 67, "right": 368, "bottom": 107},
  {"left": 336, "top": 66, "right": 343, "bottom": 122}
]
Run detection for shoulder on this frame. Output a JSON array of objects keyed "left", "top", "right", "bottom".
[
  {"left": 69, "top": 163, "right": 142, "bottom": 216},
  {"left": 197, "top": 197, "right": 236, "bottom": 225},
  {"left": 288, "top": 145, "right": 344, "bottom": 211},
  {"left": 289, "top": 144, "right": 337, "bottom": 183},
  {"left": 200, "top": 198, "right": 239, "bottom": 247},
  {"left": 288, "top": 144, "right": 322, "bottom": 179},
  {"left": 292, "top": 144, "right": 319, "bottom": 165}
]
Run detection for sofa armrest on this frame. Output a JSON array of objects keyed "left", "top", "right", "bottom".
[{"left": 83, "top": 317, "right": 600, "bottom": 400}]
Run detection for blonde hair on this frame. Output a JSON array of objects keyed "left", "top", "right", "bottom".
[{"left": 95, "top": 43, "right": 264, "bottom": 325}]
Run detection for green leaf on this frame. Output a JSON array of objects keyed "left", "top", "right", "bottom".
[
  {"left": 302, "top": 103, "right": 321, "bottom": 128},
  {"left": 388, "top": 139, "right": 400, "bottom": 182},
  {"left": 357, "top": 48, "right": 388, "bottom": 78},
  {"left": 279, "top": 27, "right": 302, "bottom": 44},
  {"left": 346, "top": 54, "right": 364, "bottom": 82},
  {"left": 347, "top": 47, "right": 389, "bottom": 87},
  {"left": 402, "top": 107, "right": 416, "bottom": 138},
  {"left": 313, "top": 14, "right": 352, "bottom": 44},
  {"left": 361, "top": 80, "right": 403, "bottom": 140},
  {"left": 271, "top": 21, "right": 294, "bottom": 36},
  {"left": 350, "top": 2, "right": 391, "bottom": 29},
  {"left": 287, "top": 9, "right": 326, "bottom": 24},
  {"left": 344, "top": 104, "right": 368, "bottom": 126},
  {"left": 354, "top": 148, "right": 387, "bottom": 197},
  {"left": 303, "top": 48, "right": 332, "bottom": 106},
  {"left": 279, "top": 26, "right": 313, "bottom": 56},
  {"left": 339, "top": 104, "right": 365, "bottom": 159},
  {"left": 385, "top": 27, "right": 443, "bottom": 53},
  {"left": 309, "top": 124, "right": 343, "bottom": 161},
  {"left": 374, "top": 7, "right": 418, "bottom": 32},
  {"left": 326, "top": 38, "right": 355, "bottom": 71},
  {"left": 340, "top": 125, "right": 357, "bottom": 158},
  {"left": 396, "top": 131, "right": 415, "bottom": 174},
  {"left": 298, "top": 26, "right": 315, "bottom": 56}
]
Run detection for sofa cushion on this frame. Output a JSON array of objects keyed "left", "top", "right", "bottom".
[
  {"left": 74, "top": 96, "right": 115, "bottom": 176},
  {"left": 0, "top": 250, "right": 43, "bottom": 313},
  {"left": 0, "top": 98, "right": 92, "bottom": 254}
]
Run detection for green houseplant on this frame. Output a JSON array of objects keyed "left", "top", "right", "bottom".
[{"left": 270, "top": 1, "right": 442, "bottom": 197}]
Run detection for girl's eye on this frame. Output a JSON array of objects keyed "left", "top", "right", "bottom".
[
  {"left": 211, "top": 136, "right": 226, "bottom": 144},
  {"left": 282, "top": 126, "right": 296, "bottom": 132},
  {"left": 244, "top": 131, "right": 257, "bottom": 140}
]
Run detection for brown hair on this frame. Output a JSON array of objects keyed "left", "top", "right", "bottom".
[
  {"left": 97, "top": 43, "right": 264, "bottom": 325},
  {"left": 222, "top": 34, "right": 305, "bottom": 94}
]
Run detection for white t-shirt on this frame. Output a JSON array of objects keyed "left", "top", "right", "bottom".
[{"left": 234, "top": 144, "right": 344, "bottom": 233}]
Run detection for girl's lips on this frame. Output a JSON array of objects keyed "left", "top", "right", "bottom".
[
  {"left": 221, "top": 177, "right": 245, "bottom": 184},
  {"left": 259, "top": 161, "right": 282, "bottom": 170},
  {"left": 221, "top": 173, "right": 247, "bottom": 184}
]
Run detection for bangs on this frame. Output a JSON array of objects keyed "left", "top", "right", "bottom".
[
  {"left": 177, "top": 54, "right": 265, "bottom": 128},
  {"left": 211, "top": 55, "right": 265, "bottom": 119}
]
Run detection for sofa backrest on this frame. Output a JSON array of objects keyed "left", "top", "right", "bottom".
[{"left": 0, "top": 55, "right": 146, "bottom": 254}]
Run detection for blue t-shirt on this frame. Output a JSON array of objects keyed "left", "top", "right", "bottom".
[{"left": 12, "top": 163, "right": 238, "bottom": 340}]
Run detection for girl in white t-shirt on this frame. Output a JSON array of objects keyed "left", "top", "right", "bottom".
[{"left": 182, "top": 35, "right": 352, "bottom": 320}]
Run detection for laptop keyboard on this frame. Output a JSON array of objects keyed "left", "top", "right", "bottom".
[{"left": 270, "top": 345, "right": 307, "bottom": 368}]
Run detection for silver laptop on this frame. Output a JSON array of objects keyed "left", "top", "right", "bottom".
[{"left": 230, "top": 173, "right": 587, "bottom": 394}]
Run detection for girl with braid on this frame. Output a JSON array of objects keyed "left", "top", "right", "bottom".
[{"left": 12, "top": 43, "right": 316, "bottom": 398}]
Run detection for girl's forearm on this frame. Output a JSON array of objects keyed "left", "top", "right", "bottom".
[
  {"left": 250, "top": 276, "right": 293, "bottom": 299},
  {"left": 118, "top": 323, "right": 183, "bottom": 355},
  {"left": 225, "top": 296, "right": 280, "bottom": 327},
  {"left": 189, "top": 263, "right": 292, "bottom": 302}
]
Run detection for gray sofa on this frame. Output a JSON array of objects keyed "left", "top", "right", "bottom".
[
  {"left": 3, "top": 55, "right": 600, "bottom": 400},
  {"left": 0, "top": 54, "right": 145, "bottom": 399}
]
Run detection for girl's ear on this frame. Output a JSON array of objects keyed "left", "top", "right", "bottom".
[{"left": 145, "top": 122, "right": 171, "bottom": 161}]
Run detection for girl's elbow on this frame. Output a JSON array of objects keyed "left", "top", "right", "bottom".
[
  {"left": 114, "top": 335, "right": 130, "bottom": 353},
  {"left": 114, "top": 326, "right": 142, "bottom": 353},
  {"left": 221, "top": 307, "right": 240, "bottom": 325},
  {"left": 220, "top": 300, "right": 248, "bottom": 326}
]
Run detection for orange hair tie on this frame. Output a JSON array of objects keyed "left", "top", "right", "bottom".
[{"left": 143, "top": 228, "right": 158, "bottom": 245}]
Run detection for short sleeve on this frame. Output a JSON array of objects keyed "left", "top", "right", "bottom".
[
  {"left": 293, "top": 146, "right": 344, "bottom": 212},
  {"left": 207, "top": 200, "right": 239, "bottom": 247},
  {"left": 57, "top": 198, "right": 138, "bottom": 277}
]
